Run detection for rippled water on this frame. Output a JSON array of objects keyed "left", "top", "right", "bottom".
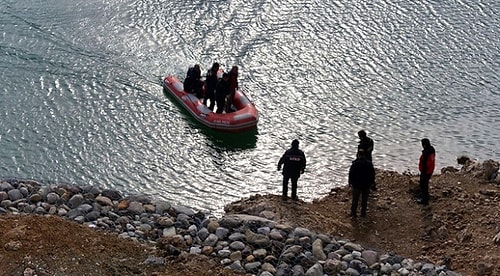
[{"left": 1, "top": 0, "right": 498, "bottom": 216}]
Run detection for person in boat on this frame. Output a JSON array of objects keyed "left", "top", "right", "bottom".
[
  {"left": 226, "top": 65, "right": 239, "bottom": 113},
  {"left": 215, "top": 73, "right": 230, "bottom": 114},
  {"left": 203, "top": 62, "right": 220, "bottom": 111},
  {"left": 184, "top": 64, "right": 203, "bottom": 98},
  {"left": 277, "top": 139, "right": 307, "bottom": 201}
]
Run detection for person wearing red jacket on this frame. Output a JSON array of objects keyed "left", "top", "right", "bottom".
[{"left": 418, "top": 138, "right": 436, "bottom": 205}]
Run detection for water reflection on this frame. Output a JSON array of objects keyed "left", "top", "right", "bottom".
[{"left": 203, "top": 127, "right": 258, "bottom": 151}]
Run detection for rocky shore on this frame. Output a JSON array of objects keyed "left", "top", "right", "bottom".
[
  {"left": 0, "top": 179, "right": 459, "bottom": 276},
  {"left": 1, "top": 157, "right": 499, "bottom": 275}
]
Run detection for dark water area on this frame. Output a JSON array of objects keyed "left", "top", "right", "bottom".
[{"left": 1, "top": 0, "right": 499, "bottom": 215}]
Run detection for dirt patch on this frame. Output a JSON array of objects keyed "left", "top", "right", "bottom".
[{"left": 0, "top": 214, "right": 240, "bottom": 276}]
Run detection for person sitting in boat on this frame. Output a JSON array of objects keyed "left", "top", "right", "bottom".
[
  {"left": 203, "top": 62, "right": 220, "bottom": 111},
  {"left": 226, "top": 65, "right": 239, "bottom": 113},
  {"left": 215, "top": 73, "right": 230, "bottom": 114},
  {"left": 183, "top": 64, "right": 203, "bottom": 98}
]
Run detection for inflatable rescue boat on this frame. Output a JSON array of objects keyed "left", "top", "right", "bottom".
[{"left": 162, "top": 75, "right": 259, "bottom": 133}]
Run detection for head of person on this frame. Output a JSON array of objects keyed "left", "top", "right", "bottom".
[
  {"left": 358, "top": 130, "right": 367, "bottom": 139},
  {"left": 231, "top": 66, "right": 238, "bottom": 74},
  {"left": 212, "top": 62, "right": 220, "bottom": 70},
  {"left": 421, "top": 138, "right": 431, "bottom": 148},
  {"left": 194, "top": 64, "right": 201, "bottom": 73},
  {"left": 291, "top": 139, "right": 299, "bottom": 149}
]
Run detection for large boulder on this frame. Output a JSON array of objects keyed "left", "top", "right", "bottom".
[{"left": 459, "top": 157, "right": 499, "bottom": 182}]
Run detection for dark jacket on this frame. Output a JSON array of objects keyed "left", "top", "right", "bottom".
[
  {"left": 277, "top": 147, "right": 306, "bottom": 178},
  {"left": 228, "top": 70, "right": 238, "bottom": 96},
  {"left": 215, "top": 78, "right": 230, "bottom": 100},
  {"left": 184, "top": 67, "right": 201, "bottom": 93},
  {"left": 358, "top": 137, "right": 374, "bottom": 160},
  {"left": 348, "top": 157, "right": 375, "bottom": 190},
  {"left": 205, "top": 68, "right": 218, "bottom": 95}
]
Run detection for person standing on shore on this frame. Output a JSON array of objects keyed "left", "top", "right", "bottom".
[
  {"left": 357, "top": 130, "right": 374, "bottom": 161},
  {"left": 357, "top": 130, "right": 376, "bottom": 191},
  {"left": 277, "top": 139, "right": 306, "bottom": 201},
  {"left": 417, "top": 138, "right": 436, "bottom": 205},
  {"left": 348, "top": 149, "right": 375, "bottom": 218}
]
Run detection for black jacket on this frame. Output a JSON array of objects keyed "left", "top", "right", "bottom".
[
  {"left": 358, "top": 137, "right": 374, "bottom": 160},
  {"left": 215, "top": 78, "right": 230, "bottom": 100},
  {"left": 205, "top": 68, "right": 218, "bottom": 94},
  {"left": 348, "top": 157, "right": 375, "bottom": 189},
  {"left": 277, "top": 147, "right": 306, "bottom": 178},
  {"left": 184, "top": 67, "right": 201, "bottom": 93}
]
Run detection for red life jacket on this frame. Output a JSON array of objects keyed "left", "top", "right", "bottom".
[{"left": 419, "top": 149, "right": 435, "bottom": 175}]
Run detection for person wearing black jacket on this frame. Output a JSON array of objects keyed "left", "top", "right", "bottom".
[
  {"left": 203, "top": 62, "right": 219, "bottom": 111},
  {"left": 357, "top": 130, "right": 374, "bottom": 161},
  {"left": 225, "top": 65, "right": 239, "bottom": 113},
  {"left": 277, "top": 139, "right": 306, "bottom": 201},
  {"left": 348, "top": 149, "right": 375, "bottom": 218},
  {"left": 357, "top": 130, "right": 376, "bottom": 191},
  {"left": 184, "top": 64, "right": 202, "bottom": 97},
  {"left": 215, "top": 73, "right": 230, "bottom": 114}
]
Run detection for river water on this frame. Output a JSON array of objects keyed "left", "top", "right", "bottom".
[{"left": 1, "top": 0, "right": 498, "bottom": 216}]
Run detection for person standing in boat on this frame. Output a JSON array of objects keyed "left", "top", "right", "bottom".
[
  {"left": 184, "top": 64, "right": 203, "bottom": 98},
  {"left": 203, "top": 62, "right": 220, "bottom": 111},
  {"left": 226, "top": 65, "right": 239, "bottom": 113},
  {"left": 277, "top": 139, "right": 307, "bottom": 201},
  {"left": 215, "top": 73, "right": 230, "bottom": 114},
  {"left": 192, "top": 65, "right": 204, "bottom": 99}
]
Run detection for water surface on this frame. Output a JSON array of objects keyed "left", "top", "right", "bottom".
[{"left": 1, "top": 0, "right": 498, "bottom": 215}]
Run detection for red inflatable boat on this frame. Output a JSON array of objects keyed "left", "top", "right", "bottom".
[{"left": 162, "top": 75, "right": 259, "bottom": 133}]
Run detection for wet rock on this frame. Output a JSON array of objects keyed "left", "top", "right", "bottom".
[
  {"left": 344, "top": 242, "right": 363, "bottom": 252},
  {"left": 361, "top": 250, "right": 379, "bottom": 266},
  {"left": 95, "top": 195, "right": 113, "bottom": 207},
  {"left": 68, "top": 194, "right": 84, "bottom": 208},
  {"left": 7, "top": 189, "right": 23, "bottom": 201},
  {"left": 312, "top": 239, "right": 326, "bottom": 261},
  {"left": 127, "top": 201, "right": 145, "bottom": 215}
]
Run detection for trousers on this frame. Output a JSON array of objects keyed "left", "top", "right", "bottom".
[
  {"left": 351, "top": 188, "right": 370, "bottom": 216},
  {"left": 282, "top": 175, "right": 298, "bottom": 199},
  {"left": 419, "top": 173, "right": 432, "bottom": 203}
]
